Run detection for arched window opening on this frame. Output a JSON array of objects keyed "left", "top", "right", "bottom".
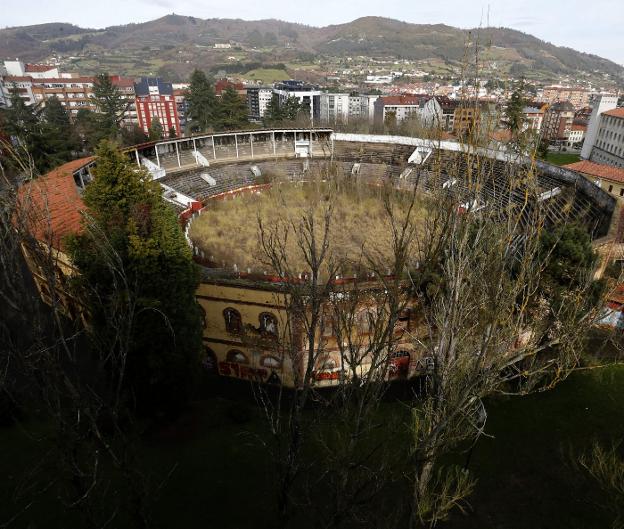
[
  {"left": 259, "top": 312, "right": 278, "bottom": 337},
  {"left": 223, "top": 308, "right": 242, "bottom": 334},
  {"left": 260, "top": 355, "right": 282, "bottom": 369},
  {"left": 226, "top": 349, "right": 249, "bottom": 364}
]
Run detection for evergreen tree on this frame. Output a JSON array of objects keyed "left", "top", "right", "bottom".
[
  {"left": 41, "top": 96, "right": 78, "bottom": 168},
  {"left": 168, "top": 126, "right": 177, "bottom": 139},
  {"left": 68, "top": 141, "right": 202, "bottom": 414},
  {"left": 148, "top": 117, "right": 163, "bottom": 141},
  {"left": 120, "top": 124, "right": 148, "bottom": 147},
  {"left": 282, "top": 96, "right": 303, "bottom": 121},
  {"left": 214, "top": 86, "right": 249, "bottom": 130},
  {"left": 74, "top": 109, "right": 102, "bottom": 151},
  {"left": 92, "top": 73, "right": 129, "bottom": 139},
  {"left": 186, "top": 69, "right": 217, "bottom": 132},
  {"left": 3, "top": 88, "right": 48, "bottom": 173},
  {"left": 504, "top": 80, "right": 527, "bottom": 138}
]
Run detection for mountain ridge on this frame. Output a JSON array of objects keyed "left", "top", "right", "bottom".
[{"left": 1, "top": 15, "right": 621, "bottom": 83}]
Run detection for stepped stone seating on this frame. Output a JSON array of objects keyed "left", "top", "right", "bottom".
[{"left": 418, "top": 149, "right": 607, "bottom": 233}]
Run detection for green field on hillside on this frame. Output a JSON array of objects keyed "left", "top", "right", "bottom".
[{"left": 243, "top": 68, "right": 290, "bottom": 83}]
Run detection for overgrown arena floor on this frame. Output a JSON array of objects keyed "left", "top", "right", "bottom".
[{"left": 188, "top": 178, "right": 425, "bottom": 275}]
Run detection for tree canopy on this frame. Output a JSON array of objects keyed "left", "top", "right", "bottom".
[
  {"left": 68, "top": 141, "right": 203, "bottom": 414},
  {"left": 214, "top": 86, "right": 249, "bottom": 130},
  {"left": 186, "top": 69, "right": 217, "bottom": 132}
]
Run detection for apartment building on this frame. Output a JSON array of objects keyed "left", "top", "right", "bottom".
[
  {"left": 522, "top": 104, "right": 547, "bottom": 132},
  {"left": 542, "top": 86, "right": 590, "bottom": 109},
  {"left": 581, "top": 94, "right": 619, "bottom": 160},
  {"left": 374, "top": 94, "right": 445, "bottom": 127},
  {"left": 134, "top": 77, "right": 181, "bottom": 136},
  {"left": 589, "top": 108, "right": 624, "bottom": 168},
  {"left": 0, "top": 61, "right": 137, "bottom": 124},
  {"left": 246, "top": 87, "right": 274, "bottom": 121},
  {"left": 319, "top": 93, "right": 350, "bottom": 123},
  {"left": 541, "top": 101, "right": 575, "bottom": 143}
]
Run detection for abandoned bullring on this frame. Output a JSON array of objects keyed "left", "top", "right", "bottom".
[{"left": 21, "top": 128, "right": 617, "bottom": 388}]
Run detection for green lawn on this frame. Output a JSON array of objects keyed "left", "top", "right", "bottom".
[
  {"left": 545, "top": 152, "right": 581, "bottom": 166},
  {"left": 243, "top": 68, "right": 290, "bottom": 83},
  {"left": 2, "top": 366, "right": 623, "bottom": 528}
]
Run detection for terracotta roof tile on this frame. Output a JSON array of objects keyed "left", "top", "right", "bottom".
[
  {"left": 603, "top": 108, "right": 624, "bottom": 119},
  {"left": 380, "top": 94, "right": 429, "bottom": 106},
  {"left": 25, "top": 64, "right": 56, "bottom": 72},
  {"left": 563, "top": 160, "right": 624, "bottom": 184},
  {"left": 17, "top": 158, "right": 93, "bottom": 251}
]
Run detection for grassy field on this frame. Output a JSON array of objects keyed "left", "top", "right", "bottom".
[
  {"left": 243, "top": 68, "right": 290, "bottom": 83},
  {"left": 2, "top": 365, "right": 623, "bottom": 528},
  {"left": 189, "top": 180, "right": 424, "bottom": 274},
  {"left": 545, "top": 152, "right": 581, "bottom": 166}
]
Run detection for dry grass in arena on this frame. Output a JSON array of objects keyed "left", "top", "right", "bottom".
[{"left": 188, "top": 178, "right": 425, "bottom": 275}]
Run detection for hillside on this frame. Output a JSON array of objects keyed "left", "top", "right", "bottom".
[{"left": 1, "top": 15, "right": 622, "bottom": 83}]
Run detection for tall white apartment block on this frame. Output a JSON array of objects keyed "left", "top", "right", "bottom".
[{"left": 581, "top": 94, "right": 618, "bottom": 159}]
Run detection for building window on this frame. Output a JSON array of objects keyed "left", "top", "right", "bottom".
[
  {"left": 223, "top": 308, "right": 242, "bottom": 334},
  {"left": 259, "top": 312, "right": 278, "bottom": 337},
  {"left": 620, "top": 188, "right": 624, "bottom": 197},
  {"left": 609, "top": 185, "right": 613, "bottom": 193},
  {"left": 226, "top": 349, "right": 248, "bottom": 364},
  {"left": 203, "top": 346, "right": 217, "bottom": 373}
]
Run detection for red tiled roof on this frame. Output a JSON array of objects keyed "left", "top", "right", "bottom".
[
  {"left": 112, "top": 77, "right": 136, "bottom": 88},
  {"left": 25, "top": 63, "right": 55, "bottom": 72},
  {"left": 3, "top": 76, "right": 33, "bottom": 82},
  {"left": 571, "top": 123, "right": 586, "bottom": 131},
  {"left": 603, "top": 108, "right": 624, "bottom": 119},
  {"left": 32, "top": 76, "right": 95, "bottom": 84},
  {"left": 17, "top": 158, "right": 93, "bottom": 251},
  {"left": 381, "top": 94, "right": 428, "bottom": 106},
  {"left": 563, "top": 160, "right": 624, "bottom": 184},
  {"left": 215, "top": 79, "right": 245, "bottom": 95}
]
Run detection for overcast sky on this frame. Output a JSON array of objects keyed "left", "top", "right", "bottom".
[{"left": 3, "top": 0, "right": 623, "bottom": 66}]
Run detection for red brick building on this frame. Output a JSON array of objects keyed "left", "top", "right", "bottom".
[{"left": 134, "top": 77, "right": 180, "bottom": 136}]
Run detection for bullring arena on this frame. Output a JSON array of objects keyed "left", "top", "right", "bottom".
[{"left": 23, "top": 128, "right": 617, "bottom": 387}]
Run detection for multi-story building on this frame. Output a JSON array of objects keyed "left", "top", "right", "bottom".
[
  {"left": 319, "top": 93, "right": 351, "bottom": 124},
  {"left": 581, "top": 94, "right": 619, "bottom": 160},
  {"left": 374, "top": 94, "right": 444, "bottom": 127},
  {"left": 588, "top": 107, "right": 624, "bottom": 168},
  {"left": 134, "top": 77, "right": 181, "bottom": 137},
  {"left": 540, "top": 101, "right": 575, "bottom": 143},
  {"left": 0, "top": 75, "right": 36, "bottom": 106},
  {"left": 31, "top": 77, "right": 97, "bottom": 116},
  {"left": 273, "top": 80, "right": 321, "bottom": 122},
  {"left": 542, "top": 86, "right": 590, "bottom": 109},
  {"left": 565, "top": 123, "right": 586, "bottom": 148},
  {"left": 522, "top": 104, "right": 547, "bottom": 132},
  {"left": 3, "top": 60, "right": 59, "bottom": 79},
  {"left": 0, "top": 61, "right": 137, "bottom": 124},
  {"left": 246, "top": 87, "right": 274, "bottom": 121},
  {"left": 342, "top": 94, "right": 379, "bottom": 123},
  {"left": 453, "top": 105, "right": 480, "bottom": 137}
]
